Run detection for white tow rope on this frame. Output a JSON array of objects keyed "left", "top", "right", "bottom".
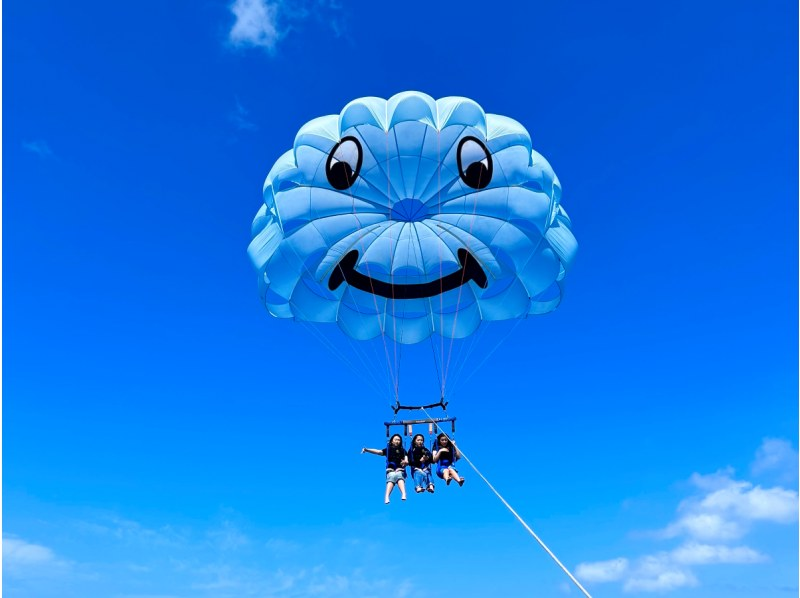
[{"left": 422, "top": 408, "right": 593, "bottom": 598}]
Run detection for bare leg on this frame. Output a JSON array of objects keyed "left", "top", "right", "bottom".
[
  {"left": 385, "top": 482, "right": 394, "bottom": 504},
  {"left": 451, "top": 470, "right": 465, "bottom": 486},
  {"left": 397, "top": 478, "right": 407, "bottom": 500},
  {"left": 443, "top": 469, "right": 452, "bottom": 485}
]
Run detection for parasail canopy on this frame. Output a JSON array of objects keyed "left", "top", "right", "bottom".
[{"left": 248, "top": 91, "right": 577, "bottom": 345}]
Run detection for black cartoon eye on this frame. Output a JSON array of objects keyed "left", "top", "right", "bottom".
[
  {"left": 457, "top": 136, "right": 492, "bottom": 190},
  {"left": 326, "top": 136, "right": 363, "bottom": 191}
]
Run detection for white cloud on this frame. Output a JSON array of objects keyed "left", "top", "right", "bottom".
[
  {"left": 624, "top": 554, "right": 698, "bottom": 592},
  {"left": 752, "top": 438, "right": 799, "bottom": 479},
  {"left": 575, "top": 558, "right": 629, "bottom": 582},
  {"left": 662, "top": 512, "right": 744, "bottom": 541},
  {"left": 697, "top": 480, "right": 798, "bottom": 524},
  {"left": 4, "top": 537, "right": 57, "bottom": 566},
  {"left": 687, "top": 467, "right": 736, "bottom": 492},
  {"left": 622, "top": 567, "right": 698, "bottom": 592},
  {"left": 671, "top": 542, "right": 767, "bottom": 565},
  {"left": 577, "top": 543, "right": 767, "bottom": 592},
  {"left": 3, "top": 536, "right": 69, "bottom": 578},
  {"left": 662, "top": 470, "right": 799, "bottom": 543},
  {"left": 229, "top": 0, "right": 281, "bottom": 50},
  {"left": 227, "top": 0, "right": 346, "bottom": 53},
  {"left": 577, "top": 439, "right": 797, "bottom": 594}
]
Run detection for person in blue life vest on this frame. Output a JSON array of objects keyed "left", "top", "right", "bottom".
[
  {"left": 433, "top": 432, "right": 465, "bottom": 487},
  {"left": 408, "top": 433, "right": 435, "bottom": 494},
  {"left": 362, "top": 434, "right": 408, "bottom": 503}
]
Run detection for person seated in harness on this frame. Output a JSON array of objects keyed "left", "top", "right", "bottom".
[
  {"left": 362, "top": 433, "right": 408, "bottom": 503},
  {"left": 432, "top": 432, "right": 465, "bottom": 487},
  {"left": 408, "top": 433, "right": 435, "bottom": 494}
]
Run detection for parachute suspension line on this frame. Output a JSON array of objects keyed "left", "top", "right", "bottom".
[
  {"left": 424, "top": 127, "right": 444, "bottom": 404},
  {"left": 419, "top": 408, "right": 593, "bottom": 598},
  {"left": 341, "top": 287, "right": 398, "bottom": 399},
  {"left": 395, "top": 214, "right": 420, "bottom": 400},
  {"left": 437, "top": 127, "right": 445, "bottom": 400},
  {"left": 292, "top": 276, "right": 392, "bottom": 399},
  {"left": 449, "top": 314, "right": 526, "bottom": 400},
  {"left": 445, "top": 320, "right": 489, "bottom": 396},
  {"left": 431, "top": 124, "right": 472, "bottom": 397},
  {"left": 295, "top": 318, "right": 386, "bottom": 398},
  {"left": 436, "top": 127, "right": 455, "bottom": 396},
  {"left": 435, "top": 129, "right": 478, "bottom": 392},
  {"left": 428, "top": 314, "right": 444, "bottom": 398},
  {"left": 343, "top": 235, "right": 396, "bottom": 402},
  {"left": 442, "top": 142, "right": 481, "bottom": 393},
  {"left": 339, "top": 138, "right": 397, "bottom": 403},
  {"left": 264, "top": 208, "right": 391, "bottom": 400},
  {"left": 386, "top": 129, "right": 400, "bottom": 402},
  {"left": 446, "top": 308, "right": 514, "bottom": 400}
]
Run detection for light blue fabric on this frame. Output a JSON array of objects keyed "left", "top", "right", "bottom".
[{"left": 248, "top": 92, "right": 578, "bottom": 343}]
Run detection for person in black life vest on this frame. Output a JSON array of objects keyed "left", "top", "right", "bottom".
[
  {"left": 408, "top": 433, "right": 435, "bottom": 494},
  {"left": 432, "top": 432, "right": 465, "bottom": 487},
  {"left": 362, "top": 434, "right": 408, "bottom": 503}
]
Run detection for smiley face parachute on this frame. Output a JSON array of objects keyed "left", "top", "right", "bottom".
[{"left": 248, "top": 92, "right": 577, "bottom": 400}]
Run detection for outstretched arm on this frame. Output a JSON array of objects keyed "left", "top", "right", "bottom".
[{"left": 362, "top": 448, "right": 384, "bottom": 456}]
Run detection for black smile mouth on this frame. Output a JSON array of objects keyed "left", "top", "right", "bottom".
[{"left": 328, "top": 248, "right": 488, "bottom": 299}]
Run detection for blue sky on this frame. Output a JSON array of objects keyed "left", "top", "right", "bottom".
[{"left": 3, "top": 0, "right": 798, "bottom": 597}]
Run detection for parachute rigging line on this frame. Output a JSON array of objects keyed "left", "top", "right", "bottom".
[
  {"left": 277, "top": 214, "right": 394, "bottom": 400},
  {"left": 448, "top": 317, "right": 525, "bottom": 401},
  {"left": 263, "top": 224, "right": 393, "bottom": 399},
  {"left": 342, "top": 148, "right": 398, "bottom": 402},
  {"left": 420, "top": 407, "right": 593, "bottom": 598}
]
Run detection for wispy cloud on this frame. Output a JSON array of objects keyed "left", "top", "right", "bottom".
[
  {"left": 622, "top": 555, "right": 698, "bottom": 592},
  {"left": 264, "top": 537, "right": 302, "bottom": 554},
  {"left": 227, "top": 0, "right": 346, "bottom": 53},
  {"left": 3, "top": 536, "right": 71, "bottom": 578},
  {"left": 670, "top": 541, "right": 767, "bottom": 565},
  {"left": 229, "top": 97, "right": 258, "bottom": 131},
  {"left": 206, "top": 520, "right": 250, "bottom": 551},
  {"left": 22, "top": 140, "right": 54, "bottom": 159},
  {"left": 76, "top": 514, "right": 186, "bottom": 547},
  {"left": 752, "top": 437, "right": 799, "bottom": 483},
  {"left": 4, "top": 513, "right": 419, "bottom": 597},
  {"left": 575, "top": 557, "right": 629, "bottom": 582},
  {"left": 576, "top": 438, "right": 797, "bottom": 593}
]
